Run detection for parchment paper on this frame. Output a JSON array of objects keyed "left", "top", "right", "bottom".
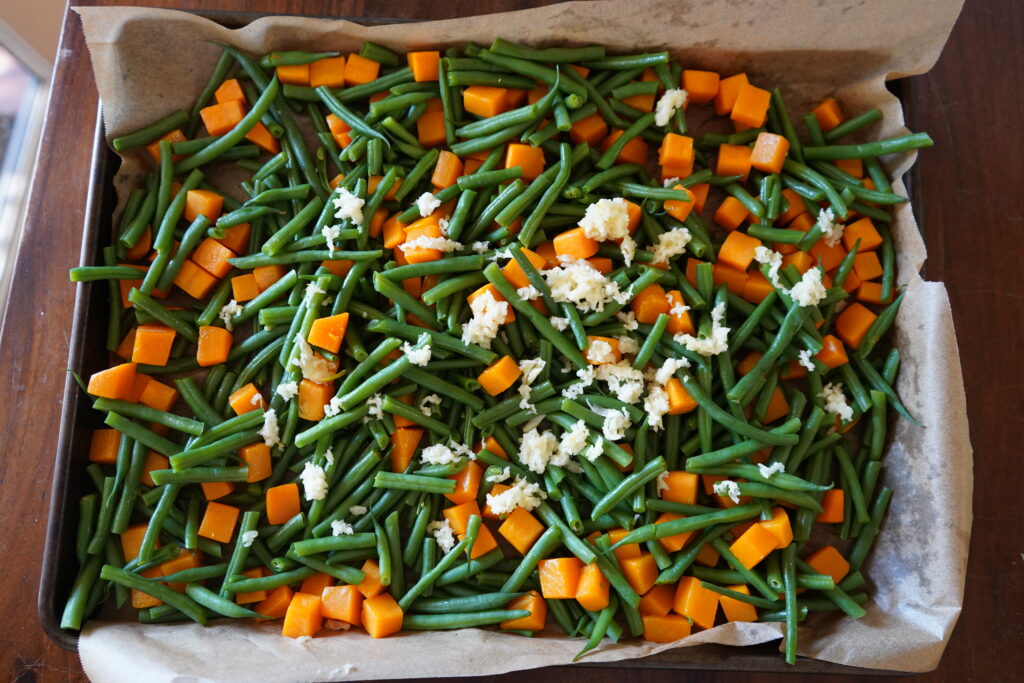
[{"left": 73, "top": 1, "right": 971, "bottom": 679}]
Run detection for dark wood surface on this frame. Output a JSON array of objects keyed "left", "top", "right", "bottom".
[{"left": 2, "top": 1, "right": 1019, "bottom": 681}]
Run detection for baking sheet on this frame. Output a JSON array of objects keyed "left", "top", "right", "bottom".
[{"left": 72, "top": 0, "right": 970, "bottom": 678}]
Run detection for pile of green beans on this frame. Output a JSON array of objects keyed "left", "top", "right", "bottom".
[{"left": 68, "top": 37, "right": 926, "bottom": 664}]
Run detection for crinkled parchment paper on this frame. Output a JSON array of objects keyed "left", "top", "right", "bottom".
[{"left": 73, "top": 1, "right": 970, "bottom": 679}]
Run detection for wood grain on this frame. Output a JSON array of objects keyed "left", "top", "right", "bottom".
[{"left": 1, "top": 1, "right": 1017, "bottom": 681}]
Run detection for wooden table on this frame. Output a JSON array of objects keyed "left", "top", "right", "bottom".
[{"left": 2, "top": 1, "right": 1018, "bottom": 680}]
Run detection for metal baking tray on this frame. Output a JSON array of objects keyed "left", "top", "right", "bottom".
[{"left": 38, "top": 8, "right": 911, "bottom": 675}]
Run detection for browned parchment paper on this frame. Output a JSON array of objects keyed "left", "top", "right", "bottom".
[{"left": 73, "top": 1, "right": 970, "bottom": 678}]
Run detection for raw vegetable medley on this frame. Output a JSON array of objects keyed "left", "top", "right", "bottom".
[{"left": 63, "top": 37, "right": 929, "bottom": 664}]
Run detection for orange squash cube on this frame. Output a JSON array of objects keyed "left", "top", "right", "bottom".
[
  {"left": 131, "top": 324, "right": 176, "bottom": 366},
  {"left": 719, "top": 584, "right": 758, "bottom": 622},
  {"left": 255, "top": 585, "right": 294, "bottom": 618},
  {"left": 682, "top": 69, "right": 720, "bottom": 104},
  {"left": 601, "top": 129, "right": 649, "bottom": 165},
  {"left": 282, "top": 592, "right": 322, "bottom": 638},
  {"left": 463, "top": 86, "right": 509, "bottom": 118},
  {"left": 505, "top": 143, "right": 545, "bottom": 181},
  {"left": 145, "top": 129, "right": 187, "bottom": 164},
  {"left": 639, "top": 583, "right": 676, "bottom": 617},
  {"left": 663, "top": 185, "right": 697, "bottom": 223},
  {"left": 198, "top": 501, "right": 240, "bottom": 543},
  {"left": 812, "top": 98, "right": 844, "bottom": 133},
  {"left": 806, "top": 545, "right": 851, "bottom": 585},
  {"left": 390, "top": 428, "right": 423, "bottom": 472},
  {"left": 658, "top": 133, "right": 695, "bottom": 168},
  {"left": 673, "top": 576, "right": 718, "bottom": 630},
  {"left": 275, "top": 63, "right": 310, "bottom": 86},
  {"left": 191, "top": 238, "right": 236, "bottom": 278},
  {"left": 200, "top": 100, "right": 245, "bottom": 137},
  {"left": 307, "top": 312, "right": 350, "bottom": 353},
  {"left": 416, "top": 111, "right": 447, "bottom": 148},
  {"left": 298, "top": 379, "right": 333, "bottom": 422},
  {"left": 728, "top": 521, "right": 778, "bottom": 569},
  {"left": 498, "top": 507, "right": 545, "bottom": 554},
  {"left": 575, "top": 563, "right": 610, "bottom": 612},
  {"left": 233, "top": 567, "right": 268, "bottom": 605},
  {"left": 713, "top": 73, "right": 749, "bottom": 116},
  {"left": 265, "top": 483, "right": 300, "bottom": 525},
  {"left": 538, "top": 557, "right": 583, "bottom": 599},
  {"left": 553, "top": 227, "right": 599, "bottom": 260},
  {"left": 140, "top": 451, "right": 169, "bottom": 487},
  {"left": 200, "top": 481, "right": 233, "bottom": 501},
  {"left": 570, "top": 113, "right": 608, "bottom": 146},
  {"left": 659, "top": 471, "right": 698, "bottom": 505},
  {"left": 665, "top": 290, "right": 695, "bottom": 335},
  {"left": 184, "top": 190, "right": 224, "bottom": 224},
  {"left": 642, "top": 614, "right": 692, "bottom": 642},
  {"left": 750, "top": 132, "right": 790, "bottom": 174},
  {"left": 231, "top": 273, "right": 260, "bottom": 302},
  {"left": 321, "top": 584, "right": 363, "bottom": 624},
  {"left": 197, "top": 325, "right": 232, "bottom": 367},
  {"left": 713, "top": 196, "right": 750, "bottom": 232},
  {"left": 87, "top": 362, "right": 137, "bottom": 401},
  {"left": 362, "top": 592, "right": 403, "bottom": 638},
  {"left": 228, "top": 382, "right": 265, "bottom": 415},
  {"left": 620, "top": 553, "right": 658, "bottom": 595},
  {"left": 253, "top": 264, "right": 287, "bottom": 292},
  {"left": 843, "top": 217, "right": 883, "bottom": 252},
  {"left": 716, "top": 143, "right": 753, "bottom": 181},
  {"left": 408, "top": 51, "right": 440, "bottom": 82},
  {"left": 477, "top": 355, "right": 522, "bottom": 396},
  {"left": 215, "top": 222, "right": 250, "bottom": 255},
  {"left": 501, "top": 591, "right": 546, "bottom": 631},
  {"left": 835, "top": 302, "right": 877, "bottom": 349},
  {"left": 89, "top": 429, "right": 121, "bottom": 465},
  {"left": 310, "top": 56, "right": 346, "bottom": 88},
  {"left": 138, "top": 377, "right": 178, "bottom": 412},
  {"left": 759, "top": 507, "right": 794, "bottom": 549},
  {"left": 173, "top": 260, "right": 218, "bottom": 300},
  {"left": 631, "top": 283, "right": 670, "bottom": 323},
  {"left": 344, "top": 53, "right": 380, "bottom": 86},
  {"left": 816, "top": 489, "right": 846, "bottom": 524},
  {"left": 730, "top": 83, "right": 771, "bottom": 128},
  {"left": 665, "top": 377, "right": 698, "bottom": 415}
]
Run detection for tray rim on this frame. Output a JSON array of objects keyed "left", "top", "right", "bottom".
[{"left": 37, "top": 8, "right": 915, "bottom": 676}]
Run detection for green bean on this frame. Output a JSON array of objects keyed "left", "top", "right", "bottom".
[
  {"left": 402, "top": 609, "right": 529, "bottom": 630},
  {"left": 520, "top": 142, "right": 573, "bottom": 246},
  {"left": 574, "top": 595, "right": 619, "bottom": 661},
  {"left": 400, "top": 516, "right": 482, "bottom": 609},
  {"left": 70, "top": 266, "right": 151, "bottom": 282},
  {"left": 729, "top": 301, "right": 809, "bottom": 405},
  {"left": 615, "top": 503, "right": 761, "bottom": 547},
  {"left": 373, "top": 471, "right": 456, "bottom": 495},
  {"left": 685, "top": 419, "right": 802, "bottom": 469},
  {"left": 149, "top": 467, "right": 249, "bottom": 485},
  {"left": 476, "top": 51, "right": 587, "bottom": 99},
  {"left": 804, "top": 132, "right": 933, "bottom": 160},
  {"left": 411, "top": 591, "right": 525, "bottom": 614},
  {"left": 456, "top": 81, "right": 559, "bottom": 138},
  {"left": 858, "top": 289, "right": 904, "bottom": 359},
  {"left": 591, "top": 457, "right": 666, "bottom": 519},
  {"left": 104, "top": 412, "right": 182, "bottom": 457},
  {"left": 596, "top": 113, "right": 655, "bottom": 170},
  {"left": 137, "top": 484, "right": 181, "bottom": 564},
  {"left": 176, "top": 79, "right": 279, "bottom": 173},
  {"left": 490, "top": 38, "right": 605, "bottom": 63},
  {"left": 446, "top": 70, "right": 537, "bottom": 90},
  {"left": 112, "top": 109, "right": 189, "bottom": 151},
  {"left": 100, "top": 565, "right": 205, "bottom": 625}
]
